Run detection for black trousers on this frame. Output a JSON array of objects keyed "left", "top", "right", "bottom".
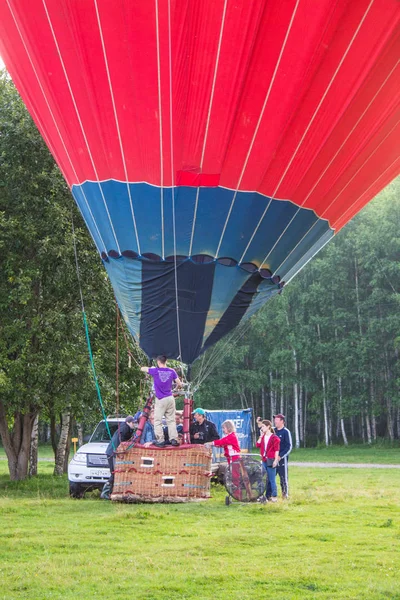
[
  {"left": 107, "top": 455, "right": 115, "bottom": 486},
  {"left": 276, "top": 457, "right": 289, "bottom": 497}
]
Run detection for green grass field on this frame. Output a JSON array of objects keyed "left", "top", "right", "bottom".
[
  {"left": 291, "top": 443, "right": 400, "bottom": 464},
  {"left": 1, "top": 452, "right": 399, "bottom": 600}
]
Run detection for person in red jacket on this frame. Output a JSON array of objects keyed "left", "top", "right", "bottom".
[
  {"left": 256, "top": 419, "right": 280, "bottom": 503},
  {"left": 210, "top": 420, "right": 241, "bottom": 463},
  {"left": 207, "top": 420, "right": 241, "bottom": 493}
]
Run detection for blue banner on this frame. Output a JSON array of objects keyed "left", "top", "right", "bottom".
[{"left": 205, "top": 409, "right": 253, "bottom": 460}]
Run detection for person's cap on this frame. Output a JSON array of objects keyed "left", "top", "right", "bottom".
[
  {"left": 125, "top": 415, "right": 135, "bottom": 424},
  {"left": 193, "top": 408, "right": 205, "bottom": 415},
  {"left": 273, "top": 413, "right": 285, "bottom": 421},
  {"left": 133, "top": 410, "right": 142, "bottom": 421}
]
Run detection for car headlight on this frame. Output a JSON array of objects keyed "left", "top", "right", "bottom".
[{"left": 72, "top": 453, "right": 87, "bottom": 463}]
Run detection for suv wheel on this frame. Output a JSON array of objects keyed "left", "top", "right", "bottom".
[{"left": 69, "top": 482, "right": 85, "bottom": 499}]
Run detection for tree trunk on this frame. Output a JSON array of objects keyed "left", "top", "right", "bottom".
[
  {"left": 317, "top": 322, "right": 329, "bottom": 446},
  {"left": 371, "top": 413, "right": 377, "bottom": 441},
  {"left": 355, "top": 257, "right": 372, "bottom": 444},
  {"left": 50, "top": 410, "right": 58, "bottom": 455},
  {"left": 322, "top": 371, "right": 329, "bottom": 446},
  {"left": 63, "top": 416, "right": 74, "bottom": 473},
  {"left": 54, "top": 411, "right": 71, "bottom": 476},
  {"left": 383, "top": 349, "right": 394, "bottom": 441},
  {"left": 370, "top": 379, "right": 377, "bottom": 441},
  {"left": 29, "top": 414, "right": 39, "bottom": 477},
  {"left": 299, "top": 371, "right": 303, "bottom": 445},
  {"left": 280, "top": 377, "right": 284, "bottom": 414},
  {"left": 327, "top": 381, "right": 332, "bottom": 444},
  {"left": 77, "top": 422, "right": 84, "bottom": 447},
  {"left": 365, "top": 409, "right": 372, "bottom": 444},
  {"left": 239, "top": 391, "right": 247, "bottom": 410},
  {"left": 386, "top": 397, "right": 394, "bottom": 441},
  {"left": 292, "top": 349, "right": 300, "bottom": 449},
  {"left": 261, "top": 386, "right": 265, "bottom": 420},
  {"left": 249, "top": 391, "right": 257, "bottom": 444},
  {"left": 269, "top": 372, "right": 275, "bottom": 417},
  {"left": 303, "top": 388, "right": 308, "bottom": 448},
  {"left": 360, "top": 412, "right": 365, "bottom": 443},
  {"left": 0, "top": 402, "right": 38, "bottom": 480},
  {"left": 338, "top": 377, "right": 348, "bottom": 446}
]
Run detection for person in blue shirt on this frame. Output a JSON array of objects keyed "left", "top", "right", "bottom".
[
  {"left": 140, "top": 409, "right": 157, "bottom": 446},
  {"left": 273, "top": 413, "right": 292, "bottom": 499}
]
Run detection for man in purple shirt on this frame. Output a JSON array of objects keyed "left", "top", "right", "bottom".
[{"left": 141, "top": 355, "right": 182, "bottom": 447}]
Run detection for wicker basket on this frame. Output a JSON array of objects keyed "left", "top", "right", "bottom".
[{"left": 111, "top": 443, "right": 212, "bottom": 503}]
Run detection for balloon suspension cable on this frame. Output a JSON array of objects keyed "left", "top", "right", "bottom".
[
  {"left": 71, "top": 212, "right": 115, "bottom": 451},
  {"left": 173, "top": 362, "right": 192, "bottom": 396},
  {"left": 115, "top": 300, "right": 120, "bottom": 439},
  {"left": 119, "top": 318, "right": 152, "bottom": 369},
  {"left": 192, "top": 317, "right": 253, "bottom": 390}
]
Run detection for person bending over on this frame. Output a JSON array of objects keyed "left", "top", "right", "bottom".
[{"left": 101, "top": 415, "right": 136, "bottom": 499}]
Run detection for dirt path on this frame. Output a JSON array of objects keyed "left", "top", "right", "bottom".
[{"left": 291, "top": 461, "right": 400, "bottom": 469}]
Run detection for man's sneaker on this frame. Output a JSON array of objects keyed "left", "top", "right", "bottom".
[
  {"left": 154, "top": 441, "right": 166, "bottom": 447},
  {"left": 257, "top": 496, "right": 267, "bottom": 504},
  {"left": 170, "top": 439, "right": 179, "bottom": 447},
  {"left": 269, "top": 497, "right": 278, "bottom": 503}
]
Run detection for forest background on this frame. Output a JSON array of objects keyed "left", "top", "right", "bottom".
[{"left": 1, "top": 72, "right": 399, "bottom": 481}]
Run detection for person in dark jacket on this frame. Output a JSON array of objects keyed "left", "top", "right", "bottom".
[
  {"left": 190, "top": 408, "right": 220, "bottom": 444},
  {"left": 100, "top": 416, "right": 136, "bottom": 499},
  {"left": 273, "top": 413, "right": 292, "bottom": 499}
]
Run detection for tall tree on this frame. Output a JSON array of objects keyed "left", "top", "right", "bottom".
[{"left": 0, "top": 73, "right": 141, "bottom": 479}]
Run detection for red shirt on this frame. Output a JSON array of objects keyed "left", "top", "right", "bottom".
[
  {"left": 256, "top": 433, "right": 280, "bottom": 461},
  {"left": 213, "top": 432, "right": 241, "bottom": 463}
]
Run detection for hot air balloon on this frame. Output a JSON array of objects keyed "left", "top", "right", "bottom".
[{"left": 0, "top": 0, "right": 399, "bottom": 374}]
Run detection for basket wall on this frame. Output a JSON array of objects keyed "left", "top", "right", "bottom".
[{"left": 111, "top": 443, "right": 211, "bottom": 503}]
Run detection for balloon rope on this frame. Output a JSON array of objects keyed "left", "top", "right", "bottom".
[
  {"left": 71, "top": 213, "right": 115, "bottom": 450},
  {"left": 193, "top": 317, "right": 253, "bottom": 389},
  {"left": 166, "top": 0, "right": 185, "bottom": 377},
  {"left": 118, "top": 315, "right": 150, "bottom": 371},
  {"left": 115, "top": 300, "right": 120, "bottom": 415}
]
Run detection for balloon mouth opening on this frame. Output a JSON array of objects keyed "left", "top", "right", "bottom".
[{"left": 101, "top": 251, "right": 284, "bottom": 285}]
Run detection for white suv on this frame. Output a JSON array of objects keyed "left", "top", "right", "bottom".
[{"left": 68, "top": 417, "right": 126, "bottom": 498}]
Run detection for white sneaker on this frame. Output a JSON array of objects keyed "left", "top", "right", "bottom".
[{"left": 269, "top": 497, "right": 278, "bottom": 503}]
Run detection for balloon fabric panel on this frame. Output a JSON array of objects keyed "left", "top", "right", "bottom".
[{"left": 0, "top": 0, "right": 399, "bottom": 364}]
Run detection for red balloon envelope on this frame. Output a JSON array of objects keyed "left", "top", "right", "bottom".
[{"left": 0, "top": 0, "right": 399, "bottom": 365}]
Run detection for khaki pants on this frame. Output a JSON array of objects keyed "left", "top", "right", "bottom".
[{"left": 154, "top": 395, "right": 178, "bottom": 443}]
